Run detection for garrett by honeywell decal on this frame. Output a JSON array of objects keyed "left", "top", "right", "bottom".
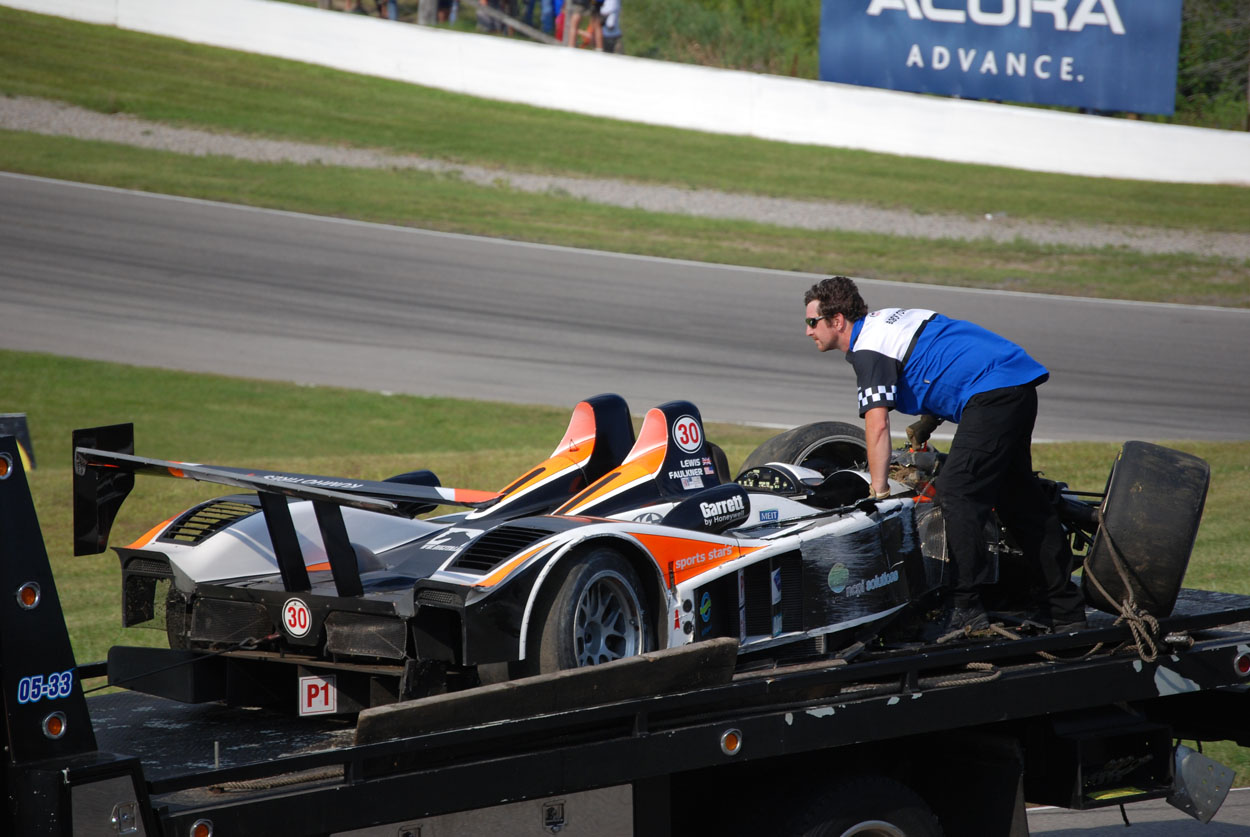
[{"left": 700, "top": 494, "right": 745, "bottom": 525}]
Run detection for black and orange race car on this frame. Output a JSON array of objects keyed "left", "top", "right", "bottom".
[{"left": 72, "top": 395, "right": 1205, "bottom": 715}]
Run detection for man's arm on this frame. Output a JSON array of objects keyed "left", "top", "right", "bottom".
[{"left": 864, "top": 406, "right": 892, "bottom": 497}]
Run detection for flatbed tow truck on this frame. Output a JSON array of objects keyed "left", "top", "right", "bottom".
[{"left": 5, "top": 433, "right": 1250, "bottom": 836}]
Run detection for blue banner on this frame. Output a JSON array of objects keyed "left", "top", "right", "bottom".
[{"left": 820, "top": 0, "right": 1183, "bottom": 115}]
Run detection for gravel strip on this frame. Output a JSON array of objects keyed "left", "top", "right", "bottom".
[{"left": 4, "top": 95, "right": 1247, "bottom": 260}]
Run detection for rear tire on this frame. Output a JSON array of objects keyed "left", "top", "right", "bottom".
[
  {"left": 529, "top": 548, "right": 652, "bottom": 673},
  {"left": 1083, "top": 442, "right": 1209, "bottom": 617},
  {"left": 790, "top": 776, "right": 943, "bottom": 837},
  {"left": 739, "top": 422, "right": 867, "bottom": 477}
]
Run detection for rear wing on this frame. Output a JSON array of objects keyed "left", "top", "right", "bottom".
[{"left": 72, "top": 424, "right": 500, "bottom": 596}]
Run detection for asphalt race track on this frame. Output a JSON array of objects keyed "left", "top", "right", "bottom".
[{"left": 2, "top": 172, "right": 1247, "bottom": 442}]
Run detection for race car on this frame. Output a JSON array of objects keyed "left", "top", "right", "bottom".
[{"left": 72, "top": 396, "right": 1208, "bottom": 715}]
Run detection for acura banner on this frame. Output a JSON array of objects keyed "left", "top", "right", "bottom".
[{"left": 819, "top": 0, "right": 1184, "bottom": 115}]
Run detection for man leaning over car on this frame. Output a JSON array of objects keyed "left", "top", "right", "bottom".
[{"left": 802, "top": 275, "right": 1085, "bottom": 640}]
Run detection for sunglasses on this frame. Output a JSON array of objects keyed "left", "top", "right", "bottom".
[{"left": 804, "top": 316, "right": 830, "bottom": 328}]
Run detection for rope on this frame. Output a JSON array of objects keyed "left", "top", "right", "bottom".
[
  {"left": 1082, "top": 514, "right": 1162, "bottom": 663},
  {"left": 212, "top": 766, "right": 343, "bottom": 793},
  {"left": 81, "top": 633, "right": 281, "bottom": 695},
  {"left": 989, "top": 622, "right": 1107, "bottom": 662}
]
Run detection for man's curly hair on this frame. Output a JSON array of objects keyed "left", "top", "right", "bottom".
[{"left": 804, "top": 276, "right": 868, "bottom": 322}]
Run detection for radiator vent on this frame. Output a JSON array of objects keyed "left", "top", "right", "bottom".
[
  {"left": 189, "top": 599, "right": 271, "bottom": 646},
  {"left": 447, "top": 524, "right": 555, "bottom": 574},
  {"left": 159, "top": 498, "right": 259, "bottom": 546}
]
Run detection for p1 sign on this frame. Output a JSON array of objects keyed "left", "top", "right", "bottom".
[{"left": 299, "top": 674, "right": 338, "bottom": 716}]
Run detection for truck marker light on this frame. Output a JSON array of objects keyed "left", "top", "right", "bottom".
[
  {"left": 42, "top": 711, "right": 66, "bottom": 740},
  {"left": 0, "top": 452, "right": 11, "bottom": 479},
  {"left": 720, "top": 728, "right": 742, "bottom": 756},
  {"left": 16, "top": 582, "right": 40, "bottom": 609},
  {"left": 1235, "top": 653, "right": 1250, "bottom": 677},
  {"left": 190, "top": 819, "right": 214, "bottom": 837}
]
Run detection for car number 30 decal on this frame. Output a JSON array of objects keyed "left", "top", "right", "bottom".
[
  {"left": 672, "top": 415, "right": 702, "bottom": 453},
  {"left": 17, "top": 670, "right": 74, "bottom": 704},
  {"left": 283, "top": 598, "right": 313, "bottom": 637}
]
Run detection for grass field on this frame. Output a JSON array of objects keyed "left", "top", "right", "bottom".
[{"left": 1, "top": 8, "right": 1248, "bottom": 307}]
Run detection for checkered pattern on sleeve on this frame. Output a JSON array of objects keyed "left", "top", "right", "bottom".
[{"left": 858, "top": 384, "right": 897, "bottom": 411}]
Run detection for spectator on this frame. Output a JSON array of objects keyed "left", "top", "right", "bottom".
[
  {"left": 522, "top": 0, "right": 554, "bottom": 35},
  {"left": 600, "top": 0, "right": 622, "bottom": 53},
  {"left": 564, "top": 0, "right": 594, "bottom": 47}
]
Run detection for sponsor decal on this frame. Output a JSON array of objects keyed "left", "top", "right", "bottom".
[
  {"left": 672, "top": 415, "right": 702, "bottom": 454},
  {"left": 699, "top": 494, "right": 746, "bottom": 524},
  {"left": 634, "top": 511, "right": 664, "bottom": 524},
  {"left": 821, "top": 0, "right": 1182, "bottom": 115},
  {"left": 680, "top": 475, "right": 705, "bottom": 491},
  {"left": 674, "top": 544, "right": 736, "bottom": 572},
  {"left": 421, "top": 527, "right": 480, "bottom": 553},
  {"left": 828, "top": 562, "right": 850, "bottom": 594},
  {"left": 834, "top": 569, "right": 903, "bottom": 599},
  {"left": 760, "top": 509, "right": 780, "bottom": 523},
  {"left": 699, "top": 592, "right": 712, "bottom": 623},
  {"left": 262, "top": 474, "right": 365, "bottom": 490}
]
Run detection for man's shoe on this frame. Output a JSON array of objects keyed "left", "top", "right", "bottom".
[{"left": 922, "top": 603, "right": 990, "bottom": 644}]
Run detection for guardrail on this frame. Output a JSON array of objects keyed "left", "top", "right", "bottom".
[{"left": 6, "top": 0, "right": 1249, "bottom": 185}]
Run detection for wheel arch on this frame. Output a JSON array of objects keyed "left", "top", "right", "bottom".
[{"left": 517, "top": 532, "right": 670, "bottom": 661}]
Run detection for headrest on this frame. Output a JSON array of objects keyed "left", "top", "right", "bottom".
[{"left": 555, "top": 400, "right": 719, "bottom": 517}]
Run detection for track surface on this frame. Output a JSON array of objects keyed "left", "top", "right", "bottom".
[{"left": 2, "top": 173, "right": 1247, "bottom": 441}]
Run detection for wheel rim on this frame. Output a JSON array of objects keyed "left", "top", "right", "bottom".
[
  {"left": 800, "top": 438, "right": 867, "bottom": 474},
  {"left": 573, "top": 569, "right": 644, "bottom": 666},
  {"left": 837, "top": 821, "right": 907, "bottom": 837}
]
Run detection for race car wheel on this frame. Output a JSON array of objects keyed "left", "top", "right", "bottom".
[
  {"left": 739, "top": 421, "right": 868, "bottom": 477},
  {"left": 531, "top": 548, "right": 652, "bottom": 673},
  {"left": 789, "top": 776, "right": 943, "bottom": 837}
]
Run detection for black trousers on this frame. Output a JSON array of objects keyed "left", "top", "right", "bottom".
[{"left": 935, "top": 385, "right": 1084, "bottom": 620}]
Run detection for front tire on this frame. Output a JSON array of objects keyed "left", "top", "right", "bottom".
[
  {"left": 739, "top": 421, "right": 867, "bottom": 477},
  {"left": 530, "top": 548, "right": 652, "bottom": 673}
]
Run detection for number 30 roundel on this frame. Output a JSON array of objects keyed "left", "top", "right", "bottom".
[
  {"left": 672, "top": 415, "right": 702, "bottom": 454},
  {"left": 283, "top": 598, "right": 312, "bottom": 638}
]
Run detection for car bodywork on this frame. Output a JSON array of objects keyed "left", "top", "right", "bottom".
[{"left": 74, "top": 397, "right": 931, "bottom": 712}]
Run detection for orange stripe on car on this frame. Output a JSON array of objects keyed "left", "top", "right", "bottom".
[
  {"left": 557, "top": 447, "right": 665, "bottom": 514},
  {"left": 473, "top": 542, "right": 551, "bottom": 588},
  {"left": 125, "top": 515, "right": 179, "bottom": 549},
  {"left": 630, "top": 532, "right": 763, "bottom": 585}
]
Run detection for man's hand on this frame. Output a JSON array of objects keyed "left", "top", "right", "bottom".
[{"left": 906, "top": 414, "right": 942, "bottom": 449}]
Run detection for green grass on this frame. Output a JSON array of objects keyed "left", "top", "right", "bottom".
[
  {"left": 2, "top": 7, "right": 1249, "bottom": 236},
  {"left": 4, "top": 129, "right": 1248, "bottom": 306}
]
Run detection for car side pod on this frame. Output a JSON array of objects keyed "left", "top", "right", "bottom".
[{"left": 1082, "top": 441, "right": 1210, "bottom": 618}]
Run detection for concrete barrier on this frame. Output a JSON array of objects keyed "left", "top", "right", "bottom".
[{"left": 6, "top": 0, "right": 1249, "bottom": 185}]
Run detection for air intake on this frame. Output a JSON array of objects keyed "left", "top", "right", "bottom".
[
  {"left": 159, "top": 497, "right": 259, "bottom": 546},
  {"left": 447, "top": 524, "right": 555, "bottom": 574}
]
